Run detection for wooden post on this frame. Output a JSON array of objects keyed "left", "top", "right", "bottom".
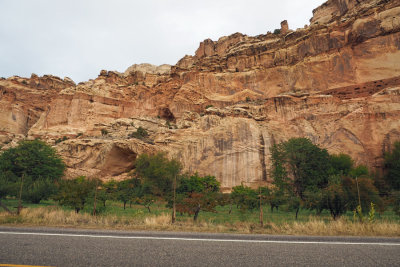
[
  {"left": 17, "top": 174, "right": 24, "bottom": 215},
  {"left": 259, "top": 187, "right": 264, "bottom": 227},
  {"left": 93, "top": 179, "right": 99, "bottom": 216},
  {"left": 172, "top": 174, "right": 176, "bottom": 224},
  {"left": 356, "top": 177, "right": 361, "bottom": 208}
]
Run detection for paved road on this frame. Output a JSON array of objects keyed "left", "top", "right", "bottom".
[{"left": 0, "top": 226, "right": 399, "bottom": 267}]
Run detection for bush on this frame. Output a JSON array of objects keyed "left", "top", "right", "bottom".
[
  {"left": 101, "top": 129, "right": 108, "bottom": 136},
  {"left": 128, "top": 127, "right": 149, "bottom": 140},
  {"left": 273, "top": 29, "right": 281, "bottom": 35}
]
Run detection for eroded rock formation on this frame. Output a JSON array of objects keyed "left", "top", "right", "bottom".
[{"left": 0, "top": 0, "right": 399, "bottom": 190}]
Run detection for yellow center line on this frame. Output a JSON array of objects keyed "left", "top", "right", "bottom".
[{"left": 0, "top": 264, "right": 55, "bottom": 267}]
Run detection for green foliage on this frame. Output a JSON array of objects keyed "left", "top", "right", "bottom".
[
  {"left": 135, "top": 153, "right": 181, "bottom": 197},
  {"left": 270, "top": 138, "right": 332, "bottom": 199},
  {"left": 176, "top": 192, "right": 219, "bottom": 221},
  {"left": 368, "top": 202, "right": 376, "bottom": 223},
  {"left": 101, "top": 129, "right": 108, "bottom": 136},
  {"left": 330, "top": 153, "right": 354, "bottom": 176},
  {"left": 231, "top": 185, "right": 258, "bottom": 212},
  {"left": 342, "top": 177, "right": 382, "bottom": 213},
  {"left": 176, "top": 174, "right": 221, "bottom": 220},
  {"left": 323, "top": 183, "right": 348, "bottom": 220},
  {"left": 354, "top": 205, "right": 364, "bottom": 222},
  {"left": 96, "top": 180, "right": 118, "bottom": 207},
  {"left": 177, "top": 173, "right": 220, "bottom": 194},
  {"left": 21, "top": 176, "right": 58, "bottom": 204},
  {"left": 115, "top": 178, "right": 140, "bottom": 209},
  {"left": 270, "top": 144, "right": 289, "bottom": 192},
  {"left": 384, "top": 141, "right": 400, "bottom": 190},
  {"left": 349, "top": 165, "right": 369, "bottom": 178},
  {"left": 53, "top": 176, "right": 98, "bottom": 213},
  {"left": 0, "top": 139, "right": 65, "bottom": 203},
  {"left": 273, "top": 29, "right": 281, "bottom": 34},
  {"left": 205, "top": 105, "right": 213, "bottom": 109},
  {"left": 134, "top": 194, "right": 156, "bottom": 213},
  {"left": 303, "top": 189, "right": 326, "bottom": 215},
  {"left": 129, "top": 126, "right": 149, "bottom": 140}
]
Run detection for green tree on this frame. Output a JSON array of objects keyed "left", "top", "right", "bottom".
[
  {"left": 97, "top": 180, "right": 118, "bottom": 208},
  {"left": 323, "top": 183, "right": 348, "bottom": 220},
  {"left": 349, "top": 165, "right": 369, "bottom": 178},
  {"left": 176, "top": 174, "right": 221, "bottom": 221},
  {"left": 135, "top": 153, "right": 181, "bottom": 197},
  {"left": 384, "top": 141, "right": 400, "bottom": 190},
  {"left": 0, "top": 139, "right": 65, "bottom": 204},
  {"left": 53, "top": 176, "right": 97, "bottom": 213},
  {"left": 115, "top": 178, "right": 140, "bottom": 210},
  {"left": 259, "top": 186, "right": 285, "bottom": 213},
  {"left": 330, "top": 153, "right": 354, "bottom": 176},
  {"left": 231, "top": 185, "right": 258, "bottom": 212},
  {"left": 270, "top": 138, "right": 332, "bottom": 199},
  {"left": 270, "top": 138, "right": 333, "bottom": 219}
]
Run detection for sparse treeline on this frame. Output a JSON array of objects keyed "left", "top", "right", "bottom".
[{"left": 0, "top": 138, "right": 399, "bottom": 222}]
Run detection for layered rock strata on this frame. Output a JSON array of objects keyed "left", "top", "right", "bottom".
[{"left": 0, "top": 0, "right": 399, "bottom": 190}]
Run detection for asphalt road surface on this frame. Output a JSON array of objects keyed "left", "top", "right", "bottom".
[{"left": 0, "top": 226, "right": 399, "bottom": 267}]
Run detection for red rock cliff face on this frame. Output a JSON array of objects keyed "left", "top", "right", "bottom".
[{"left": 0, "top": 0, "right": 399, "bottom": 189}]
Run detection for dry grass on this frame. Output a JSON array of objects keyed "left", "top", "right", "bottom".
[{"left": 1, "top": 206, "right": 399, "bottom": 237}]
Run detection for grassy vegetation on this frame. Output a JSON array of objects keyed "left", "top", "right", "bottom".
[{"left": 1, "top": 198, "right": 399, "bottom": 236}]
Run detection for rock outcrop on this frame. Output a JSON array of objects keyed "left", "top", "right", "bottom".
[{"left": 0, "top": 0, "right": 399, "bottom": 190}]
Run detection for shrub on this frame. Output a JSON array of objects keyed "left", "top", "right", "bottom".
[
  {"left": 273, "top": 29, "right": 281, "bottom": 35},
  {"left": 101, "top": 129, "right": 108, "bottom": 136},
  {"left": 129, "top": 126, "right": 149, "bottom": 140}
]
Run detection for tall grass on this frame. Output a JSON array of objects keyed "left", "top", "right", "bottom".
[{"left": 1, "top": 206, "right": 399, "bottom": 236}]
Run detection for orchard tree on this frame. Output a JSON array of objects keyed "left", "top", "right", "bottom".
[
  {"left": 115, "top": 178, "right": 139, "bottom": 210},
  {"left": 0, "top": 139, "right": 65, "bottom": 204},
  {"left": 231, "top": 185, "right": 258, "bottom": 212},
  {"left": 53, "top": 176, "right": 97, "bottom": 213},
  {"left": 176, "top": 173, "right": 221, "bottom": 221}
]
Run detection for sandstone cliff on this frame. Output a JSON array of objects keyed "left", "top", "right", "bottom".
[{"left": 0, "top": 0, "right": 399, "bottom": 190}]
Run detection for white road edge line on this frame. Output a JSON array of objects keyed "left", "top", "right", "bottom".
[{"left": 1, "top": 231, "right": 399, "bottom": 246}]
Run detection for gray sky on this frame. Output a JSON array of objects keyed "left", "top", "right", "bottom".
[{"left": 0, "top": 0, "right": 326, "bottom": 83}]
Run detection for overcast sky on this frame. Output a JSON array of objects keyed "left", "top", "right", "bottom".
[{"left": 0, "top": 0, "right": 326, "bottom": 83}]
